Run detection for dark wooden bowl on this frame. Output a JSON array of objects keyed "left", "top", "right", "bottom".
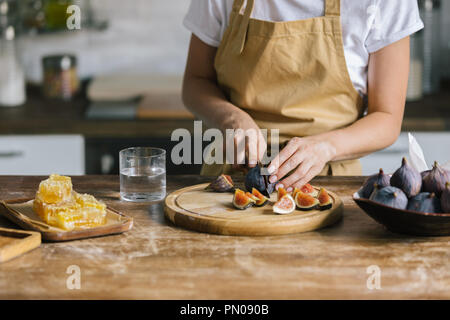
[{"left": 353, "top": 189, "right": 450, "bottom": 237}]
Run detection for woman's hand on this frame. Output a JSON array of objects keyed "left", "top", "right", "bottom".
[
  {"left": 222, "top": 111, "right": 267, "bottom": 169},
  {"left": 267, "top": 136, "right": 336, "bottom": 191}
]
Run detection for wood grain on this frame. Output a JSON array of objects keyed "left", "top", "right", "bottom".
[
  {"left": 0, "top": 227, "right": 41, "bottom": 263},
  {"left": 165, "top": 184, "right": 343, "bottom": 236},
  {"left": 0, "top": 175, "right": 449, "bottom": 299}
]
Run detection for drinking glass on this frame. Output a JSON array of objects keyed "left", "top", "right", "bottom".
[{"left": 119, "top": 147, "right": 166, "bottom": 202}]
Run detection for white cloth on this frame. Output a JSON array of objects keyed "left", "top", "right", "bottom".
[{"left": 183, "top": 0, "right": 424, "bottom": 97}]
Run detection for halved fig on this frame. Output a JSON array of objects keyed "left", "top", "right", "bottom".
[
  {"left": 206, "top": 174, "right": 234, "bottom": 193},
  {"left": 251, "top": 188, "right": 269, "bottom": 207},
  {"left": 300, "top": 183, "right": 319, "bottom": 197},
  {"left": 317, "top": 188, "right": 333, "bottom": 211},
  {"left": 273, "top": 194, "right": 295, "bottom": 215},
  {"left": 294, "top": 191, "right": 320, "bottom": 211},
  {"left": 232, "top": 189, "right": 255, "bottom": 210},
  {"left": 277, "top": 187, "right": 288, "bottom": 201}
]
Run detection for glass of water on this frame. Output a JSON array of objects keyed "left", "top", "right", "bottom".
[{"left": 119, "top": 147, "right": 166, "bottom": 202}]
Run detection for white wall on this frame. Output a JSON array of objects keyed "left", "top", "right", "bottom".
[{"left": 19, "top": 0, "right": 192, "bottom": 83}]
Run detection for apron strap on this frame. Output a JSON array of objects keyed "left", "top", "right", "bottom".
[
  {"left": 234, "top": 0, "right": 255, "bottom": 55},
  {"left": 325, "top": 0, "right": 341, "bottom": 16},
  {"left": 232, "top": 0, "right": 245, "bottom": 13}
]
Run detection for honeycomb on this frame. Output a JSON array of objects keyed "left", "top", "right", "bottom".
[
  {"left": 33, "top": 175, "right": 107, "bottom": 231},
  {"left": 36, "top": 174, "right": 72, "bottom": 204}
]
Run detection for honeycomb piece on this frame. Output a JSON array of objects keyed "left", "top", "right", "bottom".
[
  {"left": 33, "top": 175, "right": 107, "bottom": 231},
  {"left": 36, "top": 174, "right": 73, "bottom": 204},
  {"left": 33, "top": 197, "right": 107, "bottom": 231},
  {"left": 73, "top": 192, "right": 106, "bottom": 212},
  {"left": 33, "top": 197, "right": 81, "bottom": 231}
]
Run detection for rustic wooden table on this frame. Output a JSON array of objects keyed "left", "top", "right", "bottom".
[{"left": 0, "top": 175, "right": 449, "bottom": 299}]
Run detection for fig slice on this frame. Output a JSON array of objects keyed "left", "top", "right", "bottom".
[
  {"left": 317, "top": 188, "right": 333, "bottom": 211},
  {"left": 277, "top": 187, "right": 288, "bottom": 201},
  {"left": 206, "top": 174, "right": 234, "bottom": 193},
  {"left": 232, "top": 189, "right": 255, "bottom": 210},
  {"left": 245, "top": 192, "right": 260, "bottom": 203},
  {"left": 300, "top": 183, "right": 319, "bottom": 198},
  {"left": 273, "top": 194, "right": 295, "bottom": 215},
  {"left": 294, "top": 191, "right": 320, "bottom": 211},
  {"left": 251, "top": 188, "right": 269, "bottom": 207}
]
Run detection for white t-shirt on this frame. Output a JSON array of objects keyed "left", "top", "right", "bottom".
[{"left": 183, "top": 0, "right": 424, "bottom": 97}]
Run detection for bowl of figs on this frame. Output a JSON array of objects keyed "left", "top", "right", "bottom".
[{"left": 353, "top": 157, "right": 450, "bottom": 236}]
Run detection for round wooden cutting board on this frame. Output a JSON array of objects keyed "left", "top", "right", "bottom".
[{"left": 165, "top": 183, "right": 343, "bottom": 236}]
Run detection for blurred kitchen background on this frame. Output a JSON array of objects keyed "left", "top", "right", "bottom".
[{"left": 0, "top": 0, "right": 449, "bottom": 176}]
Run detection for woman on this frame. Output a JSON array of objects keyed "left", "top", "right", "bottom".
[{"left": 182, "top": 0, "right": 423, "bottom": 192}]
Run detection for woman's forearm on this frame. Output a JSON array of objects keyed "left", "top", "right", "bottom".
[
  {"left": 316, "top": 110, "right": 402, "bottom": 162},
  {"left": 182, "top": 76, "right": 246, "bottom": 130}
]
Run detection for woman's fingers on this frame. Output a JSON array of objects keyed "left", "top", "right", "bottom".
[
  {"left": 270, "top": 150, "right": 305, "bottom": 184},
  {"left": 278, "top": 160, "right": 314, "bottom": 191},
  {"left": 268, "top": 137, "right": 302, "bottom": 180}
]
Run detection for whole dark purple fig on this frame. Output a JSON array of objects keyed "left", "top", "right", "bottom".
[
  {"left": 441, "top": 182, "right": 450, "bottom": 213},
  {"left": 390, "top": 157, "right": 422, "bottom": 198},
  {"left": 370, "top": 186, "right": 408, "bottom": 210},
  {"left": 245, "top": 165, "right": 275, "bottom": 197},
  {"left": 360, "top": 168, "right": 390, "bottom": 198},
  {"left": 421, "top": 170, "right": 431, "bottom": 180},
  {"left": 407, "top": 192, "right": 442, "bottom": 214},
  {"left": 422, "top": 161, "right": 450, "bottom": 197}
]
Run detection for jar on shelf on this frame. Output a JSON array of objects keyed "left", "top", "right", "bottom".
[
  {"left": 0, "top": 26, "right": 26, "bottom": 107},
  {"left": 42, "top": 54, "right": 79, "bottom": 100}
]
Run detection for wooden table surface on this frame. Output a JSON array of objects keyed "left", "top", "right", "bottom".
[{"left": 0, "top": 175, "right": 449, "bottom": 300}]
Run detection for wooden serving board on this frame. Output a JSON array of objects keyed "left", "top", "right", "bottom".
[
  {"left": 0, "top": 199, "right": 133, "bottom": 242},
  {"left": 165, "top": 183, "right": 343, "bottom": 236},
  {"left": 0, "top": 227, "right": 41, "bottom": 263}
]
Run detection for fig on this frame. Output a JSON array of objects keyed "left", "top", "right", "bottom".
[
  {"left": 390, "top": 157, "right": 422, "bottom": 198},
  {"left": 407, "top": 192, "right": 442, "bottom": 214},
  {"left": 422, "top": 161, "right": 450, "bottom": 197},
  {"left": 360, "top": 168, "right": 390, "bottom": 199},
  {"left": 441, "top": 182, "right": 450, "bottom": 213},
  {"left": 251, "top": 188, "right": 269, "bottom": 207},
  {"left": 277, "top": 187, "right": 288, "bottom": 201},
  {"left": 273, "top": 194, "right": 295, "bottom": 215},
  {"left": 317, "top": 188, "right": 332, "bottom": 211},
  {"left": 297, "top": 183, "right": 317, "bottom": 197},
  {"left": 369, "top": 186, "right": 408, "bottom": 210},
  {"left": 206, "top": 174, "right": 234, "bottom": 193},
  {"left": 232, "top": 189, "right": 255, "bottom": 210},
  {"left": 292, "top": 187, "right": 301, "bottom": 199},
  {"left": 421, "top": 170, "right": 431, "bottom": 180},
  {"left": 245, "top": 165, "right": 276, "bottom": 197},
  {"left": 294, "top": 191, "right": 320, "bottom": 211}
]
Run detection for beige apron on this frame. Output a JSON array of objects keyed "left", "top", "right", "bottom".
[{"left": 201, "top": 0, "right": 364, "bottom": 176}]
